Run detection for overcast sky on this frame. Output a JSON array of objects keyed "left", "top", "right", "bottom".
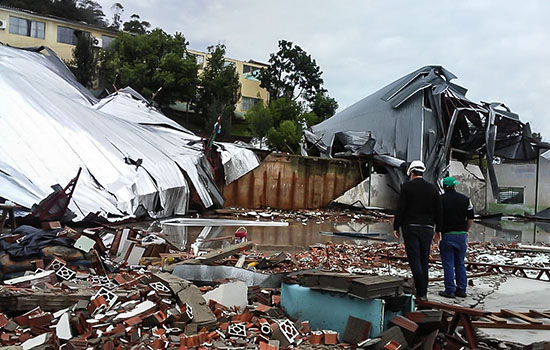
[{"left": 96, "top": 0, "right": 550, "bottom": 139}]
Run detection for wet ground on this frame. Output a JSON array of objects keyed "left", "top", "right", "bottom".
[{"left": 154, "top": 218, "right": 550, "bottom": 251}]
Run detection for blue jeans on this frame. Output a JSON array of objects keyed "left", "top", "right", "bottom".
[{"left": 439, "top": 233, "right": 467, "bottom": 294}]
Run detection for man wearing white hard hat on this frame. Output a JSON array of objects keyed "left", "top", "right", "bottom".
[{"left": 393, "top": 160, "right": 443, "bottom": 300}]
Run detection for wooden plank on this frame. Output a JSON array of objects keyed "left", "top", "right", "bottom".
[
  {"left": 486, "top": 315, "right": 508, "bottom": 324},
  {"left": 501, "top": 309, "right": 543, "bottom": 324},
  {"left": 528, "top": 310, "right": 550, "bottom": 320},
  {"left": 415, "top": 300, "right": 490, "bottom": 317},
  {"left": 472, "top": 322, "right": 550, "bottom": 330},
  {"left": 0, "top": 289, "right": 131, "bottom": 312},
  {"left": 459, "top": 313, "right": 478, "bottom": 349}
]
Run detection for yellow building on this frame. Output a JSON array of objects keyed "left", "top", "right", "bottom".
[
  {"left": 187, "top": 48, "right": 269, "bottom": 117},
  {"left": 0, "top": 5, "right": 117, "bottom": 63},
  {"left": 0, "top": 5, "right": 268, "bottom": 117}
]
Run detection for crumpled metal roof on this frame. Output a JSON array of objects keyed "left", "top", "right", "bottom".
[
  {"left": 0, "top": 45, "right": 259, "bottom": 220},
  {"left": 304, "top": 65, "right": 543, "bottom": 196}
]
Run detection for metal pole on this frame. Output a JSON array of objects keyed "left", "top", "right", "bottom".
[
  {"left": 534, "top": 148, "right": 541, "bottom": 243},
  {"left": 535, "top": 148, "right": 541, "bottom": 214}
]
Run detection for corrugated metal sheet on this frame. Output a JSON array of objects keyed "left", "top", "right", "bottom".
[{"left": 0, "top": 45, "right": 259, "bottom": 220}]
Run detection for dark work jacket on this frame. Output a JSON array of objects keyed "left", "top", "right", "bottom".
[
  {"left": 393, "top": 178, "right": 443, "bottom": 232},
  {"left": 440, "top": 188, "right": 475, "bottom": 233}
]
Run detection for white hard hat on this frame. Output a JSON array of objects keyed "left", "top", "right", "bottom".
[{"left": 407, "top": 160, "right": 426, "bottom": 176}]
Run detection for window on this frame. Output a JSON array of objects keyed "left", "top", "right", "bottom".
[
  {"left": 9, "top": 16, "right": 45, "bottom": 39},
  {"left": 184, "top": 53, "right": 205, "bottom": 67},
  {"left": 194, "top": 54, "right": 204, "bottom": 66},
  {"left": 223, "top": 60, "right": 236, "bottom": 68},
  {"left": 243, "top": 64, "right": 261, "bottom": 80},
  {"left": 497, "top": 187, "right": 524, "bottom": 204},
  {"left": 57, "top": 26, "right": 89, "bottom": 45},
  {"left": 241, "top": 96, "right": 261, "bottom": 111},
  {"left": 102, "top": 35, "right": 115, "bottom": 49}
]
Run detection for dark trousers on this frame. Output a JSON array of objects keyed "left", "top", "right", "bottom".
[
  {"left": 439, "top": 233, "right": 467, "bottom": 294},
  {"left": 402, "top": 225, "right": 434, "bottom": 297}
]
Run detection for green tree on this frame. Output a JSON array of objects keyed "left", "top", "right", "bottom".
[
  {"left": 123, "top": 14, "right": 150, "bottom": 35},
  {"left": 99, "top": 29, "right": 198, "bottom": 108},
  {"left": 259, "top": 39, "right": 325, "bottom": 103},
  {"left": 0, "top": 0, "right": 108, "bottom": 27},
  {"left": 310, "top": 91, "right": 338, "bottom": 121},
  {"left": 267, "top": 119, "right": 303, "bottom": 154},
  {"left": 195, "top": 44, "right": 241, "bottom": 133},
  {"left": 78, "top": 0, "right": 108, "bottom": 26},
  {"left": 245, "top": 102, "right": 273, "bottom": 148},
  {"left": 247, "top": 97, "right": 317, "bottom": 153},
  {"left": 109, "top": 2, "right": 124, "bottom": 30},
  {"left": 248, "top": 40, "right": 338, "bottom": 152},
  {"left": 70, "top": 33, "right": 97, "bottom": 88}
]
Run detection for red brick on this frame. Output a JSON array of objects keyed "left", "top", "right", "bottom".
[
  {"left": 310, "top": 332, "right": 323, "bottom": 345},
  {"left": 28, "top": 313, "right": 53, "bottom": 328},
  {"left": 324, "top": 331, "right": 338, "bottom": 345},
  {"left": 124, "top": 316, "right": 142, "bottom": 327},
  {"left": 0, "top": 314, "right": 8, "bottom": 328}
]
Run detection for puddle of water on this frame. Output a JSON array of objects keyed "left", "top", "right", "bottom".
[
  {"left": 161, "top": 220, "right": 394, "bottom": 251},
  {"left": 159, "top": 218, "right": 550, "bottom": 251},
  {"left": 471, "top": 219, "right": 550, "bottom": 244}
]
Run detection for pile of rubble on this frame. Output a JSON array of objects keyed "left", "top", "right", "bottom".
[
  {"left": 1, "top": 223, "right": 550, "bottom": 349},
  {"left": 213, "top": 208, "right": 393, "bottom": 225},
  {"left": 182, "top": 240, "right": 550, "bottom": 282}
]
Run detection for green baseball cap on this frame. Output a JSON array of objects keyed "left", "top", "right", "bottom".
[{"left": 443, "top": 176, "right": 459, "bottom": 187}]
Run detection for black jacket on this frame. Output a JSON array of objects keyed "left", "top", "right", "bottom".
[
  {"left": 393, "top": 178, "right": 443, "bottom": 231},
  {"left": 440, "top": 188, "right": 475, "bottom": 233}
]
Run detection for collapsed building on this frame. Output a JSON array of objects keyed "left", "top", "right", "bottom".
[
  {"left": 303, "top": 65, "right": 547, "bottom": 209},
  {"left": 0, "top": 45, "right": 259, "bottom": 221}
]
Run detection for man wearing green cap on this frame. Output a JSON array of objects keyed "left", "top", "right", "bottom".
[{"left": 437, "top": 176, "right": 475, "bottom": 298}]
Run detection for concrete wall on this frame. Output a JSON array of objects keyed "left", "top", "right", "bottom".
[
  {"left": 486, "top": 162, "right": 537, "bottom": 215},
  {"left": 332, "top": 173, "right": 399, "bottom": 210},
  {"left": 222, "top": 153, "right": 362, "bottom": 210},
  {"left": 486, "top": 157, "right": 550, "bottom": 215},
  {"left": 449, "top": 160, "right": 486, "bottom": 213},
  {"left": 0, "top": 7, "right": 116, "bottom": 62}
]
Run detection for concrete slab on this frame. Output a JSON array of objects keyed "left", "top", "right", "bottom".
[
  {"left": 480, "top": 277, "right": 550, "bottom": 345},
  {"left": 203, "top": 280, "right": 248, "bottom": 309},
  {"left": 155, "top": 272, "right": 217, "bottom": 327},
  {"left": 428, "top": 275, "right": 506, "bottom": 308}
]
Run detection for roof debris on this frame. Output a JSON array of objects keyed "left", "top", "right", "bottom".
[
  {"left": 0, "top": 45, "right": 259, "bottom": 222},
  {"left": 0, "top": 222, "right": 548, "bottom": 349},
  {"left": 303, "top": 66, "right": 549, "bottom": 195}
]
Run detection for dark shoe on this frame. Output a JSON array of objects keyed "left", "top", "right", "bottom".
[
  {"left": 438, "top": 291, "right": 455, "bottom": 298},
  {"left": 416, "top": 296, "right": 428, "bottom": 302},
  {"left": 455, "top": 290, "right": 467, "bottom": 298}
]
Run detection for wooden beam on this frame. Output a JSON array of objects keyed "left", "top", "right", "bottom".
[
  {"left": 500, "top": 309, "right": 543, "bottom": 324},
  {"left": 0, "top": 289, "right": 131, "bottom": 312},
  {"left": 472, "top": 322, "right": 550, "bottom": 330},
  {"left": 528, "top": 310, "right": 550, "bottom": 320},
  {"left": 415, "top": 300, "right": 490, "bottom": 317},
  {"left": 459, "top": 313, "right": 478, "bottom": 349},
  {"left": 486, "top": 315, "right": 508, "bottom": 324}
]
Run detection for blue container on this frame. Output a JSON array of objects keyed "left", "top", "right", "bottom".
[{"left": 281, "top": 283, "right": 414, "bottom": 337}]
